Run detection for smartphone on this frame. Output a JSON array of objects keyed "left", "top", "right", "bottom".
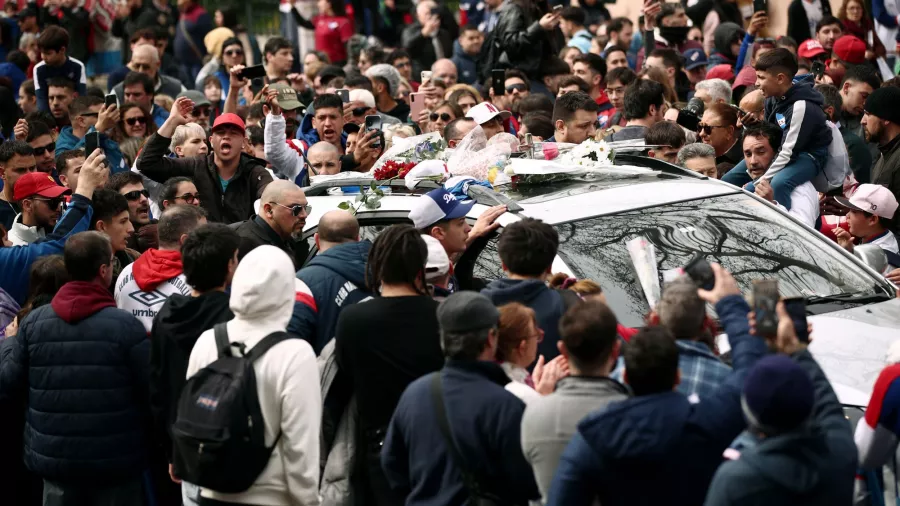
[
  {"left": 811, "top": 61, "right": 825, "bottom": 79},
  {"left": 421, "top": 71, "right": 433, "bottom": 84},
  {"left": 409, "top": 92, "right": 427, "bottom": 120},
  {"left": 84, "top": 131, "right": 100, "bottom": 156},
  {"left": 249, "top": 77, "right": 265, "bottom": 97},
  {"left": 752, "top": 279, "right": 780, "bottom": 338},
  {"left": 238, "top": 64, "right": 267, "bottom": 80},
  {"left": 365, "top": 115, "right": 383, "bottom": 149},
  {"left": 104, "top": 92, "right": 118, "bottom": 109},
  {"left": 552, "top": 4, "right": 563, "bottom": 12},
  {"left": 336, "top": 89, "right": 350, "bottom": 103},
  {"left": 684, "top": 255, "right": 715, "bottom": 291},
  {"left": 783, "top": 297, "right": 809, "bottom": 342},
  {"left": 753, "top": 0, "right": 767, "bottom": 12},
  {"left": 492, "top": 69, "right": 506, "bottom": 97}
]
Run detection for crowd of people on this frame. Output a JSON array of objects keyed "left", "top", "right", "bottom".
[{"left": 2, "top": 0, "right": 900, "bottom": 505}]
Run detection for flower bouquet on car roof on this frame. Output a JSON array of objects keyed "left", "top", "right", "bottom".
[
  {"left": 369, "top": 131, "right": 449, "bottom": 180},
  {"left": 497, "top": 139, "right": 617, "bottom": 186}
]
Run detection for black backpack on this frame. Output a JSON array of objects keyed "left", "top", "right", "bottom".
[{"left": 171, "top": 323, "right": 290, "bottom": 493}]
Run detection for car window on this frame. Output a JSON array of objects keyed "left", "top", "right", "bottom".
[
  {"left": 555, "top": 194, "right": 883, "bottom": 327},
  {"left": 472, "top": 236, "right": 505, "bottom": 281}
]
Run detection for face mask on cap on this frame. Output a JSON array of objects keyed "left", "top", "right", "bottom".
[{"left": 658, "top": 25, "right": 691, "bottom": 45}]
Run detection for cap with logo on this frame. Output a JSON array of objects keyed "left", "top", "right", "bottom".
[
  {"left": 683, "top": 48, "right": 709, "bottom": 71},
  {"left": 211, "top": 113, "right": 245, "bottom": 134},
  {"left": 834, "top": 184, "right": 899, "bottom": 219},
  {"left": 176, "top": 90, "right": 211, "bottom": 108},
  {"left": 422, "top": 235, "right": 451, "bottom": 282},
  {"left": 437, "top": 291, "right": 500, "bottom": 334},
  {"left": 797, "top": 39, "right": 826, "bottom": 60},
  {"left": 832, "top": 35, "right": 867, "bottom": 66},
  {"left": 408, "top": 188, "right": 475, "bottom": 229},
  {"left": 270, "top": 83, "right": 304, "bottom": 111},
  {"left": 13, "top": 172, "right": 72, "bottom": 201},
  {"left": 466, "top": 102, "right": 512, "bottom": 126}
]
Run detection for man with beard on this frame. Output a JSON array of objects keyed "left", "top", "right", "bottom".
[
  {"left": 839, "top": 65, "right": 881, "bottom": 139},
  {"left": 862, "top": 86, "right": 900, "bottom": 234},
  {"left": 25, "top": 120, "right": 57, "bottom": 175},
  {"left": 501, "top": 69, "right": 531, "bottom": 120},
  {"left": 136, "top": 96, "right": 272, "bottom": 224},
  {"left": 233, "top": 180, "right": 309, "bottom": 268},
  {"left": 636, "top": 3, "right": 702, "bottom": 68},
  {"left": 108, "top": 171, "right": 156, "bottom": 253},
  {"left": 47, "top": 77, "right": 77, "bottom": 128},
  {"left": 7, "top": 172, "right": 71, "bottom": 245},
  {"left": 175, "top": 90, "right": 211, "bottom": 133}
]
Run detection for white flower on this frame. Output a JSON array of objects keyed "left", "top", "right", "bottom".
[{"left": 505, "top": 166, "right": 515, "bottom": 175}]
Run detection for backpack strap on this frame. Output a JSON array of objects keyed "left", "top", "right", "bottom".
[
  {"left": 245, "top": 332, "right": 293, "bottom": 362},
  {"left": 214, "top": 323, "right": 231, "bottom": 358}
]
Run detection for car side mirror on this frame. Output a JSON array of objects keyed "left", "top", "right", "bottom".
[{"left": 854, "top": 244, "right": 888, "bottom": 274}]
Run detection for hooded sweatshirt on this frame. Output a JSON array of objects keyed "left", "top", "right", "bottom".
[
  {"left": 707, "top": 22, "right": 742, "bottom": 69},
  {"left": 761, "top": 75, "right": 832, "bottom": 179},
  {"left": 451, "top": 39, "right": 480, "bottom": 85},
  {"left": 186, "top": 246, "right": 321, "bottom": 506},
  {"left": 481, "top": 278, "right": 567, "bottom": 362},
  {"left": 114, "top": 248, "right": 191, "bottom": 333}
]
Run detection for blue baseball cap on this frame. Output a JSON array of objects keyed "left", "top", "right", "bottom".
[
  {"left": 683, "top": 48, "right": 709, "bottom": 71},
  {"left": 409, "top": 188, "right": 475, "bottom": 229}
]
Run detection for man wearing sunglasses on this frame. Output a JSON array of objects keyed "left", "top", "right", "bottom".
[
  {"left": 108, "top": 172, "right": 155, "bottom": 252},
  {"left": 176, "top": 90, "right": 212, "bottom": 133},
  {"left": 25, "top": 121, "right": 58, "bottom": 174},
  {"left": 233, "top": 180, "right": 310, "bottom": 268},
  {"left": 7, "top": 172, "right": 71, "bottom": 246}
]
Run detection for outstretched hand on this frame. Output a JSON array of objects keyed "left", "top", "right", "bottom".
[{"left": 696, "top": 263, "right": 741, "bottom": 305}]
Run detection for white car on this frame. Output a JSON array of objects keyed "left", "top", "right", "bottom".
[{"left": 300, "top": 154, "right": 900, "bottom": 407}]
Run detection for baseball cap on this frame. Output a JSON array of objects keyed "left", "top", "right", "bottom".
[
  {"left": 466, "top": 102, "right": 511, "bottom": 126},
  {"left": 408, "top": 188, "right": 474, "bottom": 229},
  {"left": 177, "top": 90, "right": 211, "bottom": 108},
  {"left": 211, "top": 113, "right": 245, "bottom": 134},
  {"left": 797, "top": 39, "right": 826, "bottom": 60},
  {"left": 437, "top": 291, "right": 500, "bottom": 334},
  {"left": 833, "top": 35, "right": 866, "bottom": 65},
  {"left": 13, "top": 172, "right": 72, "bottom": 201},
  {"left": 706, "top": 64, "right": 735, "bottom": 82},
  {"left": 683, "top": 48, "right": 709, "bottom": 71},
  {"left": 349, "top": 88, "right": 376, "bottom": 109},
  {"left": 270, "top": 83, "right": 304, "bottom": 111},
  {"left": 834, "top": 184, "right": 899, "bottom": 220},
  {"left": 423, "top": 235, "right": 450, "bottom": 282}
]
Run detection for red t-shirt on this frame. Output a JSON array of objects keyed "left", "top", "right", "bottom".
[{"left": 314, "top": 15, "right": 353, "bottom": 64}]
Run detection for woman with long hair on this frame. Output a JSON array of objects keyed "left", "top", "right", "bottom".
[
  {"left": 446, "top": 86, "right": 481, "bottom": 116},
  {"left": 114, "top": 103, "right": 157, "bottom": 144},
  {"left": 425, "top": 101, "right": 463, "bottom": 136},
  {"left": 838, "top": 0, "right": 886, "bottom": 60}
]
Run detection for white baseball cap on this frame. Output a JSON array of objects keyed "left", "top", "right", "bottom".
[
  {"left": 349, "top": 89, "right": 376, "bottom": 108},
  {"left": 835, "top": 184, "right": 899, "bottom": 220},
  {"left": 466, "top": 102, "right": 511, "bottom": 125},
  {"left": 423, "top": 235, "right": 451, "bottom": 281}
]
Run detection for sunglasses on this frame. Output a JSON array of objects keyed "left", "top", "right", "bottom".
[
  {"left": 698, "top": 123, "right": 727, "bottom": 134},
  {"left": 430, "top": 112, "right": 452, "bottom": 122},
  {"left": 123, "top": 189, "right": 150, "bottom": 201},
  {"left": 79, "top": 112, "right": 99, "bottom": 118},
  {"left": 270, "top": 202, "right": 312, "bottom": 216},
  {"left": 352, "top": 106, "right": 369, "bottom": 116},
  {"left": 224, "top": 49, "right": 243, "bottom": 57},
  {"left": 31, "top": 197, "right": 63, "bottom": 209},
  {"left": 506, "top": 83, "right": 527, "bottom": 94},
  {"left": 125, "top": 116, "right": 147, "bottom": 126},
  {"left": 32, "top": 142, "right": 55, "bottom": 156},
  {"left": 192, "top": 107, "right": 211, "bottom": 118},
  {"left": 175, "top": 193, "right": 200, "bottom": 204}
]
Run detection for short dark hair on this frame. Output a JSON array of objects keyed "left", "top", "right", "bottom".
[
  {"left": 7, "top": 50, "right": 30, "bottom": 73},
  {"left": 367, "top": 224, "right": 428, "bottom": 294},
  {"left": 649, "top": 47, "right": 683, "bottom": 72},
  {"left": 574, "top": 52, "right": 607, "bottom": 81},
  {"left": 247, "top": 124, "right": 264, "bottom": 146},
  {"left": 317, "top": 64, "right": 346, "bottom": 85},
  {"left": 814, "top": 83, "right": 842, "bottom": 120},
  {"left": 552, "top": 91, "right": 600, "bottom": 124},
  {"left": 560, "top": 6, "right": 586, "bottom": 25},
  {"left": 842, "top": 64, "right": 881, "bottom": 90},
  {"left": 160, "top": 176, "right": 195, "bottom": 208},
  {"left": 557, "top": 75, "right": 591, "bottom": 94},
  {"left": 64, "top": 231, "right": 112, "bottom": 281},
  {"left": 69, "top": 95, "right": 102, "bottom": 117},
  {"left": 387, "top": 48, "right": 410, "bottom": 65},
  {"left": 90, "top": 189, "right": 129, "bottom": 229},
  {"left": 656, "top": 3, "right": 684, "bottom": 27},
  {"left": 56, "top": 149, "right": 85, "bottom": 177},
  {"left": 123, "top": 71, "right": 154, "bottom": 95},
  {"left": 444, "top": 117, "right": 476, "bottom": 141},
  {"left": 106, "top": 171, "right": 144, "bottom": 193},
  {"left": 203, "top": 75, "right": 222, "bottom": 89},
  {"left": 129, "top": 28, "right": 157, "bottom": 44},
  {"left": 623, "top": 79, "right": 664, "bottom": 120},
  {"left": 624, "top": 326, "right": 680, "bottom": 395},
  {"left": 777, "top": 35, "right": 798, "bottom": 50},
  {"left": 816, "top": 15, "right": 843, "bottom": 33},
  {"left": 312, "top": 93, "right": 343, "bottom": 113},
  {"left": 544, "top": 56, "right": 572, "bottom": 78},
  {"left": 607, "top": 66, "right": 637, "bottom": 87},
  {"left": 25, "top": 120, "right": 51, "bottom": 143},
  {"left": 743, "top": 121, "right": 783, "bottom": 152},
  {"left": 461, "top": 23, "right": 481, "bottom": 35},
  {"left": 181, "top": 223, "right": 241, "bottom": 291},
  {"left": 20, "top": 79, "right": 35, "bottom": 98},
  {"left": 608, "top": 17, "right": 633, "bottom": 34},
  {"left": 498, "top": 218, "right": 558, "bottom": 277},
  {"left": 0, "top": 140, "right": 34, "bottom": 163},
  {"left": 559, "top": 300, "right": 618, "bottom": 371},
  {"left": 645, "top": 121, "right": 686, "bottom": 149},
  {"left": 345, "top": 74, "right": 373, "bottom": 91},
  {"left": 25, "top": 110, "right": 56, "bottom": 131},
  {"left": 47, "top": 76, "right": 76, "bottom": 92},
  {"left": 157, "top": 204, "right": 207, "bottom": 248},
  {"left": 37, "top": 25, "right": 69, "bottom": 52},
  {"left": 264, "top": 36, "right": 292, "bottom": 58},
  {"left": 85, "top": 86, "right": 105, "bottom": 99},
  {"left": 504, "top": 69, "right": 531, "bottom": 90},
  {"left": 518, "top": 93, "right": 554, "bottom": 118},
  {"left": 754, "top": 48, "right": 798, "bottom": 77},
  {"left": 521, "top": 113, "right": 554, "bottom": 140}
]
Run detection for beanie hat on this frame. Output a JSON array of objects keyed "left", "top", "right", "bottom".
[
  {"left": 366, "top": 64, "right": 402, "bottom": 97},
  {"left": 865, "top": 86, "right": 900, "bottom": 125},
  {"left": 741, "top": 355, "right": 814, "bottom": 435}
]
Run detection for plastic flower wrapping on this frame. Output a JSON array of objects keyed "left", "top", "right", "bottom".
[
  {"left": 445, "top": 126, "right": 516, "bottom": 182},
  {"left": 370, "top": 132, "right": 449, "bottom": 176}
]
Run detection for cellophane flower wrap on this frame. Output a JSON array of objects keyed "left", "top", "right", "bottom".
[
  {"left": 446, "top": 126, "right": 515, "bottom": 181},
  {"left": 370, "top": 132, "right": 448, "bottom": 178}
]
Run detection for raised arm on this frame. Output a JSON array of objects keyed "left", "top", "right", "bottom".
[
  {"left": 223, "top": 65, "right": 249, "bottom": 116},
  {"left": 135, "top": 97, "right": 200, "bottom": 183}
]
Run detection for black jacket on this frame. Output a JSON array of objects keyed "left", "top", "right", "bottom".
[
  {"left": 136, "top": 133, "right": 273, "bottom": 224},
  {"left": 401, "top": 23, "right": 454, "bottom": 70},
  {"left": 872, "top": 134, "right": 900, "bottom": 233},
  {"left": 787, "top": 0, "right": 832, "bottom": 45},
  {"left": 232, "top": 215, "right": 309, "bottom": 269},
  {"left": 149, "top": 291, "right": 233, "bottom": 460},
  {"left": 482, "top": 0, "right": 563, "bottom": 81}
]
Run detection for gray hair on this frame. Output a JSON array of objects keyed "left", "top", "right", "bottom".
[
  {"left": 365, "top": 64, "right": 401, "bottom": 97},
  {"left": 695, "top": 79, "right": 732, "bottom": 105},
  {"left": 157, "top": 204, "right": 207, "bottom": 249},
  {"left": 676, "top": 142, "right": 716, "bottom": 167},
  {"left": 18, "top": 33, "right": 37, "bottom": 52},
  {"left": 170, "top": 123, "right": 207, "bottom": 152},
  {"left": 656, "top": 277, "right": 706, "bottom": 340},
  {"left": 132, "top": 43, "right": 160, "bottom": 65},
  {"left": 441, "top": 327, "right": 494, "bottom": 361}
]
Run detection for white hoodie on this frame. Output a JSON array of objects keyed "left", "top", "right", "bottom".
[{"left": 186, "top": 245, "right": 322, "bottom": 506}]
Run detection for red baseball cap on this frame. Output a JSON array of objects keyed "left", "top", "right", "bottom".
[
  {"left": 211, "top": 113, "right": 245, "bottom": 134},
  {"left": 13, "top": 172, "right": 71, "bottom": 201},
  {"left": 706, "top": 64, "right": 735, "bottom": 82},
  {"left": 797, "top": 39, "right": 826, "bottom": 59},
  {"left": 833, "top": 35, "right": 867, "bottom": 65}
]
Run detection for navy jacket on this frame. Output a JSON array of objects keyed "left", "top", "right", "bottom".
[
  {"left": 451, "top": 40, "right": 479, "bottom": 85},
  {"left": 381, "top": 360, "right": 540, "bottom": 505},
  {"left": 288, "top": 240, "right": 372, "bottom": 355},
  {"left": 763, "top": 76, "right": 832, "bottom": 176},
  {"left": 0, "top": 281, "right": 150, "bottom": 483},
  {"left": 33, "top": 58, "right": 87, "bottom": 113},
  {"left": 481, "top": 278, "right": 568, "bottom": 361},
  {"left": 703, "top": 349, "right": 857, "bottom": 506},
  {"left": 546, "top": 295, "right": 768, "bottom": 506}
]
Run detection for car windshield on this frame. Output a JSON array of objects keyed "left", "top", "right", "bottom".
[{"left": 553, "top": 193, "right": 884, "bottom": 327}]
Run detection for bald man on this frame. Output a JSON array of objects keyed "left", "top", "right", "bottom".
[
  {"left": 112, "top": 43, "right": 185, "bottom": 105},
  {"left": 737, "top": 89, "right": 765, "bottom": 128},
  {"left": 432, "top": 58, "right": 459, "bottom": 86},
  {"left": 308, "top": 141, "right": 341, "bottom": 176},
  {"left": 233, "top": 180, "right": 310, "bottom": 267},
  {"left": 289, "top": 210, "right": 372, "bottom": 353}
]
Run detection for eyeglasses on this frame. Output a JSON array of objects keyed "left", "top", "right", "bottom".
[
  {"left": 698, "top": 123, "right": 728, "bottom": 134},
  {"left": 505, "top": 83, "right": 527, "bottom": 94},
  {"left": 270, "top": 202, "right": 312, "bottom": 216},
  {"left": 192, "top": 107, "right": 211, "bottom": 118},
  {"left": 175, "top": 193, "right": 200, "bottom": 204},
  {"left": 352, "top": 106, "right": 369, "bottom": 116},
  {"left": 430, "top": 112, "right": 452, "bottom": 122},
  {"left": 125, "top": 116, "right": 147, "bottom": 126},
  {"left": 32, "top": 142, "right": 55, "bottom": 156},
  {"left": 30, "top": 197, "right": 63, "bottom": 209},
  {"left": 224, "top": 49, "right": 243, "bottom": 57},
  {"left": 123, "top": 189, "right": 150, "bottom": 201}
]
